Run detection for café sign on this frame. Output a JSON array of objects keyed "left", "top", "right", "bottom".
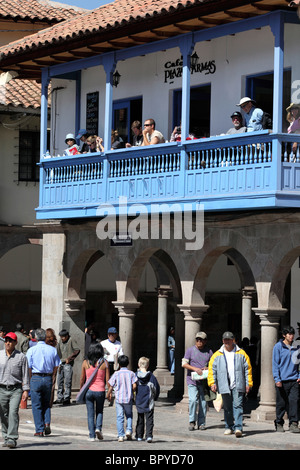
[{"left": 164, "top": 56, "right": 216, "bottom": 84}]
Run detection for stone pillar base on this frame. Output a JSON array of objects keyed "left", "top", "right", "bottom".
[
  {"left": 153, "top": 368, "right": 174, "bottom": 386},
  {"left": 175, "top": 394, "right": 189, "bottom": 414},
  {"left": 251, "top": 404, "right": 276, "bottom": 422}
]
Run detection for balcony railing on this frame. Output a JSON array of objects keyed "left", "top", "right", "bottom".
[{"left": 36, "top": 131, "right": 300, "bottom": 219}]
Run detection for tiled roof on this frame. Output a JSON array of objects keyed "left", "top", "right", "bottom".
[
  {"left": 0, "top": 0, "right": 85, "bottom": 22},
  {"left": 0, "top": 79, "right": 42, "bottom": 109},
  {"left": 0, "top": 0, "right": 213, "bottom": 58}
]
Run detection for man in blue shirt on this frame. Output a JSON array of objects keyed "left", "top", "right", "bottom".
[
  {"left": 27, "top": 328, "right": 61, "bottom": 436},
  {"left": 236, "top": 97, "right": 263, "bottom": 131},
  {"left": 272, "top": 326, "right": 300, "bottom": 433}
]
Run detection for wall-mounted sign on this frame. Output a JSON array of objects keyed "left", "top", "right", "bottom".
[
  {"left": 86, "top": 91, "right": 99, "bottom": 135},
  {"left": 164, "top": 57, "right": 216, "bottom": 84}
]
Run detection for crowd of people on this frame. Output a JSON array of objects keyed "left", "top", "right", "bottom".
[
  {"left": 183, "top": 326, "right": 300, "bottom": 438},
  {"left": 56, "top": 96, "right": 300, "bottom": 158},
  {"left": 1, "top": 320, "right": 300, "bottom": 447}
]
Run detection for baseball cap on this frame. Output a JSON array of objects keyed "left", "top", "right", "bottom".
[
  {"left": 195, "top": 332, "right": 207, "bottom": 340},
  {"left": 76, "top": 129, "right": 88, "bottom": 139},
  {"left": 108, "top": 327, "right": 118, "bottom": 334},
  {"left": 230, "top": 111, "right": 242, "bottom": 120},
  {"left": 4, "top": 332, "right": 17, "bottom": 341},
  {"left": 222, "top": 331, "right": 234, "bottom": 340}
]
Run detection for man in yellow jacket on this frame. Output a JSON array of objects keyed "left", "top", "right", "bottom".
[{"left": 208, "top": 331, "right": 253, "bottom": 437}]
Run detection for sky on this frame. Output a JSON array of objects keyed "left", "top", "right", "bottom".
[{"left": 53, "top": 0, "right": 112, "bottom": 9}]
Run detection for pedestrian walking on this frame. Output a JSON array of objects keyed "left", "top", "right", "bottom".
[
  {"left": 107, "top": 355, "right": 137, "bottom": 441},
  {"left": 182, "top": 331, "right": 213, "bottom": 431},
  {"left": 135, "top": 356, "right": 160, "bottom": 443},
  {"left": 167, "top": 326, "right": 175, "bottom": 375},
  {"left": 272, "top": 325, "right": 300, "bottom": 433},
  {"left": 56, "top": 329, "right": 80, "bottom": 405},
  {"left": 15, "top": 322, "right": 29, "bottom": 353},
  {"left": 208, "top": 331, "right": 253, "bottom": 437},
  {"left": 101, "top": 327, "right": 124, "bottom": 377},
  {"left": 26, "top": 328, "right": 61, "bottom": 436},
  {"left": 79, "top": 342, "right": 109, "bottom": 441},
  {"left": 0, "top": 332, "right": 30, "bottom": 448}
]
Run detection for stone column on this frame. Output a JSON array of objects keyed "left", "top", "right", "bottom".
[
  {"left": 251, "top": 308, "right": 287, "bottom": 422},
  {"left": 241, "top": 287, "right": 255, "bottom": 340},
  {"left": 176, "top": 304, "right": 209, "bottom": 411},
  {"left": 154, "top": 286, "right": 172, "bottom": 382},
  {"left": 112, "top": 301, "right": 141, "bottom": 370},
  {"left": 64, "top": 298, "right": 86, "bottom": 390}
]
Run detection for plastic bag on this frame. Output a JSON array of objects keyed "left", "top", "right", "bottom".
[{"left": 213, "top": 393, "right": 223, "bottom": 412}]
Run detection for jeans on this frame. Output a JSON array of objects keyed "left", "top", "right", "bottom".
[
  {"left": 57, "top": 363, "right": 73, "bottom": 401},
  {"left": 275, "top": 380, "right": 299, "bottom": 425},
  {"left": 188, "top": 383, "right": 207, "bottom": 426},
  {"left": 85, "top": 390, "right": 105, "bottom": 438},
  {"left": 0, "top": 386, "right": 23, "bottom": 444},
  {"left": 168, "top": 349, "right": 175, "bottom": 374},
  {"left": 222, "top": 387, "right": 244, "bottom": 431},
  {"left": 115, "top": 401, "right": 133, "bottom": 437},
  {"left": 30, "top": 375, "right": 52, "bottom": 433}
]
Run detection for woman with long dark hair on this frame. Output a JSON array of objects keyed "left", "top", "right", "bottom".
[{"left": 79, "top": 342, "right": 109, "bottom": 441}]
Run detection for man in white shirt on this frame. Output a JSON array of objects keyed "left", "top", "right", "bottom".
[
  {"left": 142, "top": 119, "right": 165, "bottom": 146},
  {"left": 101, "top": 327, "right": 124, "bottom": 377}
]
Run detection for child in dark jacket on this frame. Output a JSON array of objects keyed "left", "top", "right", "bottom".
[{"left": 135, "top": 357, "right": 160, "bottom": 442}]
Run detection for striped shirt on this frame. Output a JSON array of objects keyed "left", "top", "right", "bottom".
[
  {"left": 0, "top": 349, "right": 30, "bottom": 391},
  {"left": 108, "top": 367, "right": 137, "bottom": 404}
]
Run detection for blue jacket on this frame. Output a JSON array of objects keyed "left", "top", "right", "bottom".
[
  {"left": 272, "top": 339, "right": 300, "bottom": 383},
  {"left": 135, "top": 370, "right": 160, "bottom": 413}
]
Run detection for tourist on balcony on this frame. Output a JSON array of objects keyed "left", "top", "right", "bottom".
[
  {"left": 286, "top": 103, "right": 300, "bottom": 154},
  {"left": 170, "top": 125, "right": 195, "bottom": 142},
  {"left": 76, "top": 129, "right": 91, "bottom": 153},
  {"left": 86, "top": 135, "right": 104, "bottom": 153},
  {"left": 64, "top": 133, "right": 80, "bottom": 156},
  {"left": 111, "top": 130, "right": 125, "bottom": 149},
  {"left": 142, "top": 119, "right": 165, "bottom": 146},
  {"left": 126, "top": 121, "right": 143, "bottom": 147},
  {"left": 236, "top": 97, "right": 263, "bottom": 132},
  {"left": 226, "top": 112, "right": 246, "bottom": 134}
]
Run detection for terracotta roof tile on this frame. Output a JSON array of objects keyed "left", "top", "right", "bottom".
[
  {"left": 0, "top": 0, "right": 213, "bottom": 59},
  {"left": 0, "top": 79, "right": 42, "bottom": 108},
  {"left": 0, "top": 0, "right": 85, "bottom": 22}
]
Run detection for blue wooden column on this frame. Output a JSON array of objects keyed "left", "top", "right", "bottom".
[
  {"left": 102, "top": 53, "right": 116, "bottom": 152},
  {"left": 40, "top": 67, "right": 50, "bottom": 157},
  {"left": 178, "top": 36, "right": 194, "bottom": 198},
  {"left": 179, "top": 35, "right": 194, "bottom": 141},
  {"left": 270, "top": 11, "right": 284, "bottom": 192}
]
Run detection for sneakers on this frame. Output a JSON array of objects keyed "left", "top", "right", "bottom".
[
  {"left": 96, "top": 429, "right": 103, "bottom": 440},
  {"left": 198, "top": 424, "right": 206, "bottom": 430},
  {"left": 235, "top": 430, "right": 243, "bottom": 438},
  {"left": 88, "top": 437, "right": 96, "bottom": 442},
  {"left": 147, "top": 437, "right": 153, "bottom": 443},
  {"left": 44, "top": 424, "right": 51, "bottom": 435},
  {"left": 224, "top": 428, "right": 233, "bottom": 435},
  {"left": 289, "top": 422, "right": 300, "bottom": 433},
  {"left": 126, "top": 431, "right": 132, "bottom": 440},
  {"left": 188, "top": 422, "right": 195, "bottom": 431},
  {"left": 118, "top": 436, "right": 124, "bottom": 442},
  {"left": 275, "top": 422, "right": 285, "bottom": 433}
]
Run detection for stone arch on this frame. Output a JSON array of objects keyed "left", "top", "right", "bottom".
[
  {"left": 191, "top": 245, "right": 255, "bottom": 306},
  {"left": 67, "top": 249, "right": 106, "bottom": 300},
  {"left": 268, "top": 246, "right": 300, "bottom": 309},
  {"left": 121, "top": 247, "right": 182, "bottom": 304}
]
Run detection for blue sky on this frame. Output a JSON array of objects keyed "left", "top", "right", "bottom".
[{"left": 54, "top": 0, "right": 112, "bottom": 9}]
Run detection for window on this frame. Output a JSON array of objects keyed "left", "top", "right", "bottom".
[
  {"left": 173, "top": 85, "right": 211, "bottom": 138},
  {"left": 19, "top": 131, "right": 40, "bottom": 182}
]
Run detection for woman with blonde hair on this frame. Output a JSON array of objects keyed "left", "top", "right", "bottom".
[{"left": 286, "top": 103, "right": 300, "bottom": 154}]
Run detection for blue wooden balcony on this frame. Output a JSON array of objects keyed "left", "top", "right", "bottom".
[{"left": 36, "top": 131, "right": 300, "bottom": 219}]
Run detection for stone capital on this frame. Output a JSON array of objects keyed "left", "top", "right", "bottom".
[
  {"left": 156, "top": 285, "right": 172, "bottom": 298},
  {"left": 64, "top": 298, "right": 86, "bottom": 316},
  {"left": 112, "top": 301, "right": 142, "bottom": 317},
  {"left": 241, "top": 286, "right": 256, "bottom": 299},
  {"left": 253, "top": 307, "right": 287, "bottom": 325},
  {"left": 178, "top": 304, "right": 209, "bottom": 321}
]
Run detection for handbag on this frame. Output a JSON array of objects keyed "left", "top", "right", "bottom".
[{"left": 76, "top": 358, "right": 104, "bottom": 404}]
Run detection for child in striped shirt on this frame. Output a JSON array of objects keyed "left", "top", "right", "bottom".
[{"left": 107, "top": 355, "right": 137, "bottom": 441}]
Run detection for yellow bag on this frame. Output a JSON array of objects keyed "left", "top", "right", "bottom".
[{"left": 213, "top": 393, "right": 223, "bottom": 412}]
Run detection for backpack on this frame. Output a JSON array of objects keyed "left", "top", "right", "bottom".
[{"left": 261, "top": 111, "right": 272, "bottom": 130}]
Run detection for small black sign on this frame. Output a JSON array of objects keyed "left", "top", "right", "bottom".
[
  {"left": 110, "top": 233, "right": 132, "bottom": 247},
  {"left": 86, "top": 91, "right": 99, "bottom": 135}
]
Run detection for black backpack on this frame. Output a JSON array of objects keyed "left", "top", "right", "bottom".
[{"left": 261, "top": 111, "right": 272, "bottom": 130}]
